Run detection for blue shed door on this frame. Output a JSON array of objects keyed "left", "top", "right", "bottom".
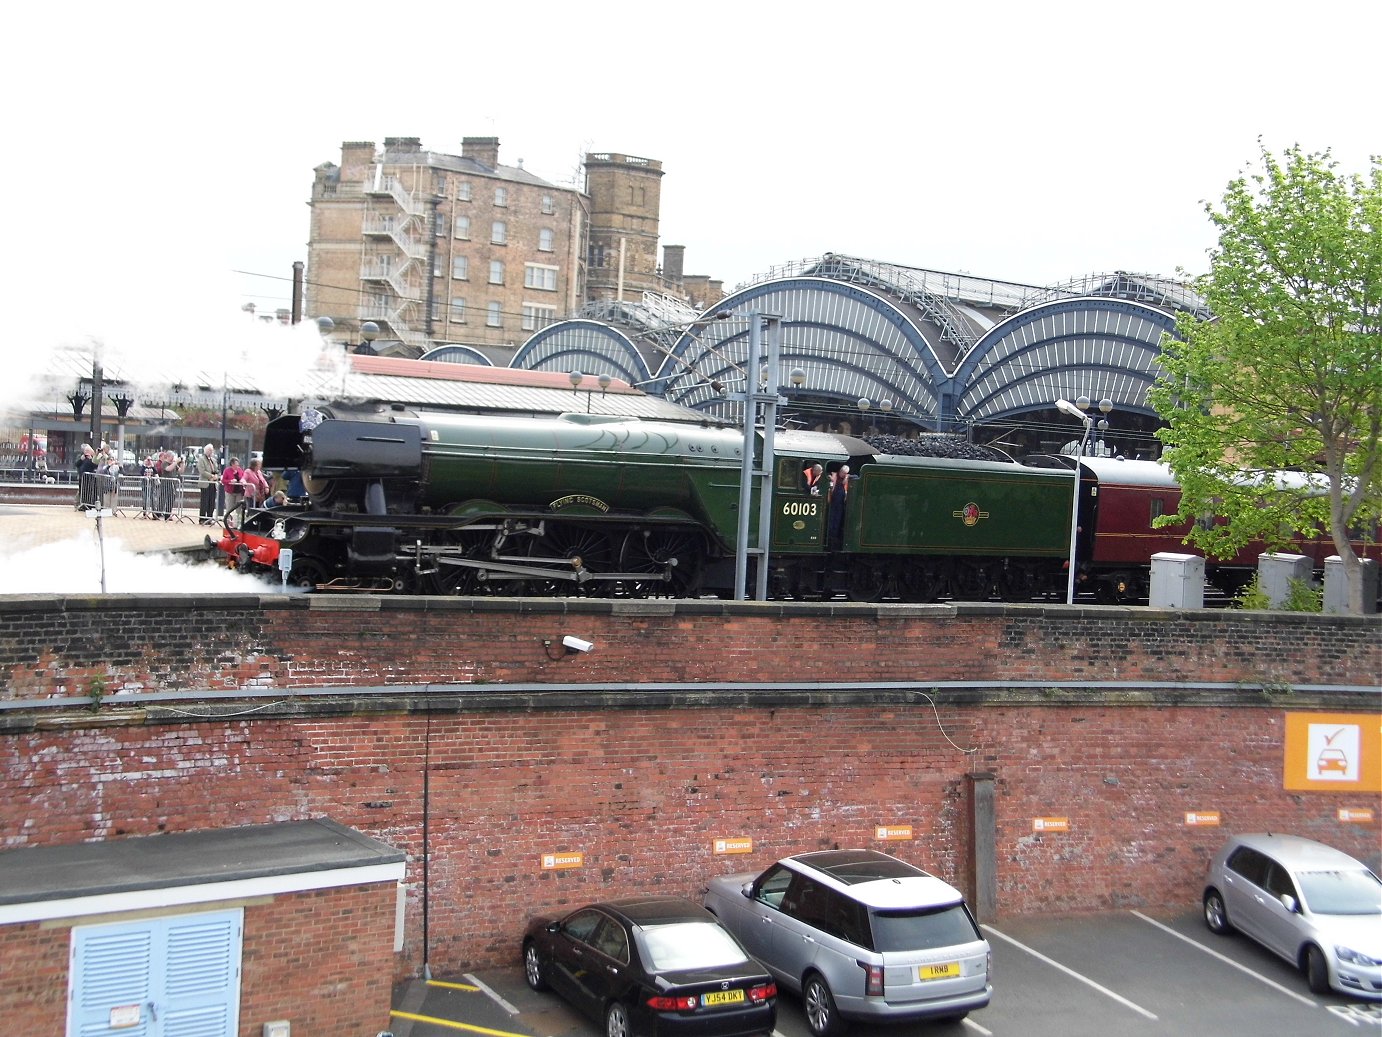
[{"left": 69, "top": 908, "right": 243, "bottom": 1036}]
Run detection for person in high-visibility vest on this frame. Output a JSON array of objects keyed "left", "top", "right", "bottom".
[{"left": 803, "top": 463, "right": 824, "bottom": 495}]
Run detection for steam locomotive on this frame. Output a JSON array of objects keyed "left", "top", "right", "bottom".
[{"left": 213, "top": 406, "right": 1376, "bottom": 602}]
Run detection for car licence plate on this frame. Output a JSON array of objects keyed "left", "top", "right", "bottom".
[
  {"left": 701, "top": 989, "right": 745, "bottom": 1006},
  {"left": 919, "top": 962, "right": 960, "bottom": 981}
]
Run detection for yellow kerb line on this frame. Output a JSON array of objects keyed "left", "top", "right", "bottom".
[
  {"left": 389, "top": 1009, "right": 529, "bottom": 1036},
  {"left": 426, "top": 979, "right": 482, "bottom": 991}
]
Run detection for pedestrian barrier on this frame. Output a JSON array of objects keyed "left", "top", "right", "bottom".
[{"left": 76, "top": 473, "right": 195, "bottom": 522}]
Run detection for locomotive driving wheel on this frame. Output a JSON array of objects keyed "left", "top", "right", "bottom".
[
  {"left": 619, "top": 528, "right": 705, "bottom": 598},
  {"left": 528, "top": 523, "right": 616, "bottom": 597}
]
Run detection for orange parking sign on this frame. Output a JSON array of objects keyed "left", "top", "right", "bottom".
[{"left": 1283, "top": 713, "right": 1382, "bottom": 792}]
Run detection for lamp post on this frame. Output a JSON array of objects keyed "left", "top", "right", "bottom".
[
  {"left": 1055, "top": 396, "right": 1113, "bottom": 603},
  {"left": 357, "top": 320, "right": 380, "bottom": 355}
]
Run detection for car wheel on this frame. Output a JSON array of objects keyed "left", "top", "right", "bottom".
[
  {"left": 803, "top": 974, "right": 843, "bottom": 1037},
  {"left": 1305, "top": 945, "right": 1331, "bottom": 995},
  {"left": 1203, "top": 889, "right": 1233, "bottom": 935},
  {"left": 605, "top": 1001, "right": 631, "bottom": 1037},
  {"left": 523, "top": 942, "right": 548, "bottom": 991}
]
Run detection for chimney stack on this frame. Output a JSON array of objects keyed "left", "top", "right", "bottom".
[{"left": 462, "top": 136, "right": 501, "bottom": 169}]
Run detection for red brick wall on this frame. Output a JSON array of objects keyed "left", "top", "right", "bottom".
[
  {"left": 0, "top": 923, "right": 67, "bottom": 1032},
  {"left": 241, "top": 885, "right": 398, "bottom": 1037},
  {"left": 0, "top": 597, "right": 1378, "bottom": 984},
  {"left": 2, "top": 598, "right": 1378, "bottom": 698}
]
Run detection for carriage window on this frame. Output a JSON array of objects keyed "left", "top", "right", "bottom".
[{"left": 1150, "top": 497, "right": 1165, "bottom": 522}]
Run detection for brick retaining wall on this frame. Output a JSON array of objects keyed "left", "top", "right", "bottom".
[{"left": 1, "top": 595, "right": 1378, "bottom": 978}]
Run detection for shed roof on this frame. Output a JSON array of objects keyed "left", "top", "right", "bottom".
[{"left": 0, "top": 818, "right": 405, "bottom": 924}]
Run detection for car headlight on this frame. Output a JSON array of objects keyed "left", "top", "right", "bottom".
[{"left": 1335, "top": 945, "right": 1382, "bottom": 967}]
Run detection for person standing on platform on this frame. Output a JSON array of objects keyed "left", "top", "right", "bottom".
[
  {"left": 195, "top": 443, "right": 220, "bottom": 526},
  {"left": 221, "top": 455, "right": 245, "bottom": 523}
]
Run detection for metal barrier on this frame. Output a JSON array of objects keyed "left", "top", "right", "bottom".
[{"left": 77, "top": 473, "right": 194, "bottom": 521}]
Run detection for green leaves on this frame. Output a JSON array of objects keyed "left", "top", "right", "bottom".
[{"left": 1151, "top": 144, "right": 1382, "bottom": 611}]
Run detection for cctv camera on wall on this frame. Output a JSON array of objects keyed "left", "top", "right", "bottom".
[{"left": 562, "top": 635, "right": 594, "bottom": 654}]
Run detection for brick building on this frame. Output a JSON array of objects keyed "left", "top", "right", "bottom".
[{"left": 306, "top": 137, "right": 720, "bottom": 364}]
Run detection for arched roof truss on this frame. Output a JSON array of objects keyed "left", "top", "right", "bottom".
[
  {"left": 509, "top": 319, "right": 654, "bottom": 386},
  {"left": 658, "top": 278, "right": 951, "bottom": 422},
  {"left": 952, "top": 298, "right": 1176, "bottom": 422},
  {"left": 418, "top": 344, "right": 494, "bottom": 365}
]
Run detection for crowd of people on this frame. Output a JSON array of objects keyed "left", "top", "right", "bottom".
[{"left": 75, "top": 442, "right": 299, "bottom": 524}]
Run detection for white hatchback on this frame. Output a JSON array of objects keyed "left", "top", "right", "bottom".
[{"left": 1203, "top": 833, "right": 1382, "bottom": 999}]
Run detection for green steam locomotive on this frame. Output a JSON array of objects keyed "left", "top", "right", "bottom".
[{"left": 241, "top": 406, "right": 1077, "bottom": 599}]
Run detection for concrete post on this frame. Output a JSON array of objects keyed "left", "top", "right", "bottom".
[{"left": 965, "top": 772, "right": 997, "bottom": 923}]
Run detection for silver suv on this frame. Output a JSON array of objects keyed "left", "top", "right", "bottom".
[
  {"left": 703, "top": 849, "right": 990, "bottom": 1035},
  {"left": 1203, "top": 833, "right": 1382, "bottom": 999}
]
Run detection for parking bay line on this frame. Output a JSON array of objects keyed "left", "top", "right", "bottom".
[
  {"left": 981, "top": 924, "right": 1158, "bottom": 1020},
  {"left": 463, "top": 973, "right": 522, "bottom": 1016},
  {"left": 1130, "top": 910, "right": 1318, "bottom": 1009}
]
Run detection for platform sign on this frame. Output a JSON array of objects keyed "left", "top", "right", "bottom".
[
  {"left": 713, "top": 837, "right": 753, "bottom": 855},
  {"left": 541, "top": 852, "right": 584, "bottom": 870},
  {"left": 1283, "top": 713, "right": 1382, "bottom": 792},
  {"left": 874, "top": 825, "right": 913, "bottom": 841},
  {"left": 1032, "top": 817, "right": 1069, "bottom": 833}
]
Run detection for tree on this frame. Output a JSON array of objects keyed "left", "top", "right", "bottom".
[{"left": 1149, "top": 143, "right": 1382, "bottom": 614}]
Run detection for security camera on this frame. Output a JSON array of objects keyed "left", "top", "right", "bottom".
[{"left": 562, "top": 635, "right": 594, "bottom": 654}]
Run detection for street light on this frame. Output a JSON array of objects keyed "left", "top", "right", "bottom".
[
  {"left": 358, "top": 321, "right": 380, "bottom": 355},
  {"left": 1055, "top": 396, "right": 1113, "bottom": 603}
]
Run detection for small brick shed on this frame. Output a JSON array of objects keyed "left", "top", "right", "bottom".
[{"left": 0, "top": 817, "right": 405, "bottom": 1036}]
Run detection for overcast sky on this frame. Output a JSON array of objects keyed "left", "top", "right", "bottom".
[{"left": 6, "top": 0, "right": 1379, "bottom": 365}]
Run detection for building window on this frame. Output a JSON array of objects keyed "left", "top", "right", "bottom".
[
  {"left": 450, "top": 297, "right": 466, "bottom": 323},
  {"left": 494, "top": 186, "right": 508, "bottom": 207},
  {"left": 434, "top": 211, "right": 446, "bottom": 236},
  {"left": 487, "top": 301, "right": 503, "bottom": 328},
  {"left": 457, "top": 181, "right": 471, "bottom": 201},
  {"left": 538, "top": 228, "right": 555, "bottom": 252},
  {"left": 433, "top": 254, "right": 444, "bottom": 277},
  {"left": 431, "top": 299, "right": 442, "bottom": 322},
  {"left": 541, "top": 194, "right": 555, "bottom": 214},
  {"left": 452, "top": 256, "right": 469, "bottom": 280},
  {"left": 489, "top": 260, "right": 504, "bottom": 285},
  {"left": 524, "top": 264, "right": 558, "bottom": 291},
  {"left": 522, "top": 304, "right": 558, "bottom": 332},
  {"left": 454, "top": 215, "right": 470, "bottom": 240},
  {"left": 491, "top": 220, "right": 507, "bottom": 245}
]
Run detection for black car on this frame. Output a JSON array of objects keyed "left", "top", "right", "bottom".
[{"left": 522, "top": 896, "right": 777, "bottom": 1037}]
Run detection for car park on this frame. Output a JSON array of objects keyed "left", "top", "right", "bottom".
[
  {"left": 521, "top": 896, "right": 777, "bottom": 1037},
  {"left": 702, "top": 849, "right": 990, "bottom": 1035},
  {"left": 1203, "top": 832, "right": 1382, "bottom": 999}
]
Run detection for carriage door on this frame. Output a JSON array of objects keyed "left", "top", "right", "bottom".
[{"left": 68, "top": 908, "right": 243, "bottom": 1036}]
